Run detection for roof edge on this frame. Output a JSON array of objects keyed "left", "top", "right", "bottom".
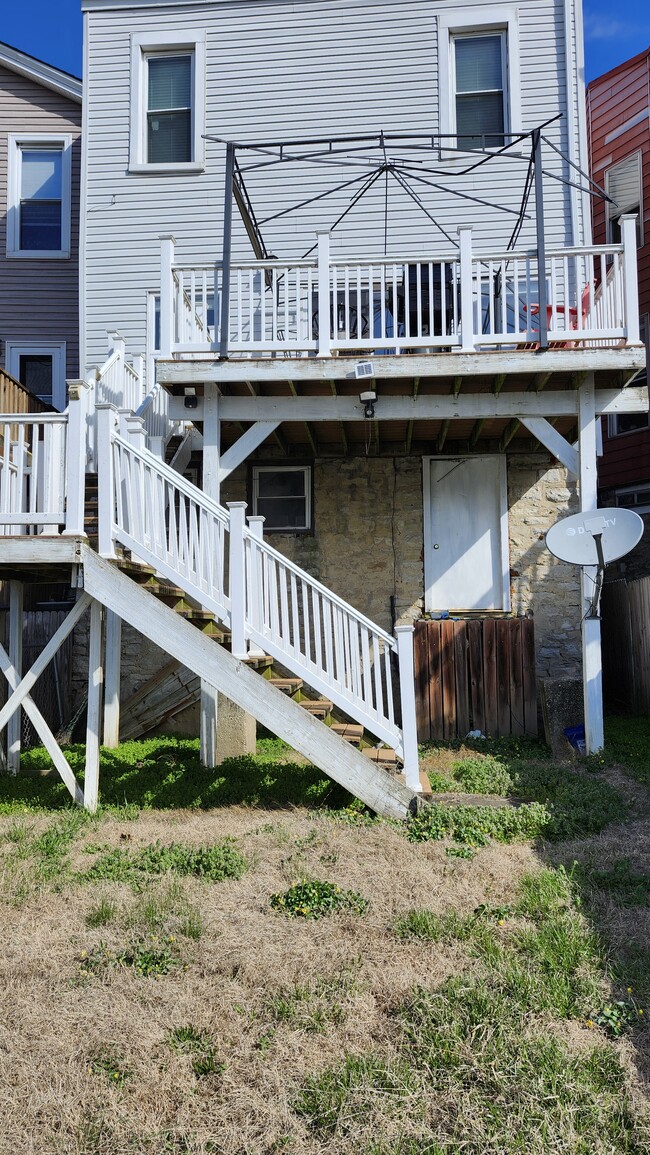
[
  {"left": 587, "top": 44, "right": 650, "bottom": 91},
  {"left": 0, "top": 41, "right": 82, "bottom": 103}
]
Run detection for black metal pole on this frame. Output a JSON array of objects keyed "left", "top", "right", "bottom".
[
  {"left": 219, "top": 142, "right": 235, "bottom": 359},
  {"left": 532, "top": 129, "right": 548, "bottom": 350}
]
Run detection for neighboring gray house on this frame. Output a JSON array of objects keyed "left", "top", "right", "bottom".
[{"left": 0, "top": 42, "right": 82, "bottom": 410}]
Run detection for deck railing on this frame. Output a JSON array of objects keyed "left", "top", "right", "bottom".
[
  {"left": 159, "top": 216, "right": 640, "bottom": 359},
  {"left": 0, "top": 415, "right": 68, "bottom": 535},
  {"left": 96, "top": 408, "right": 419, "bottom": 785},
  {"left": 0, "top": 370, "right": 52, "bottom": 416}
]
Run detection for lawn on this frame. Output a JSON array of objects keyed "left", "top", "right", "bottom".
[{"left": 0, "top": 724, "right": 648, "bottom": 1153}]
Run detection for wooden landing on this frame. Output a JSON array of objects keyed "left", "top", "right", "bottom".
[{"left": 0, "top": 536, "right": 85, "bottom": 582}]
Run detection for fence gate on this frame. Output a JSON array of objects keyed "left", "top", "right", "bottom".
[{"left": 414, "top": 617, "right": 538, "bottom": 741}]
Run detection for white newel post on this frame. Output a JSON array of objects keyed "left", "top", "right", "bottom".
[
  {"left": 457, "top": 225, "right": 475, "bottom": 352},
  {"left": 395, "top": 625, "right": 421, "bottom": 793},
  {"left": 84, "top": 597, "right": 103, "bottom": 813},
  {"left": 247, "top": 515, "right": 266, "bottom": 657},
  {"left": 64, "top": 379, "right": 91, "bottom": 537},
  {"left": 621, "top": 214, "right": 641, "bottom": 345},
  {"left": 228, "top": 502, "right": 248, "bottom": 658},
  {"left": 579, "top": 375, "right": 604, "bottom": 754},
  {"left": 124, "top": 415, "right": 147, "bottom": 452},
  {"left": 132, "top": 354, "right": 145, "bottom": 409},
  {"left": 107, "top": 330, "right": 125, "bottom": 362},
  {"left": 96, "top": 404, "right": 118, "bottom": 559},
  {"left": 317, "top": 230, "right": 332, "bottom": 358},
  {"left": 159, "top": 235, "right": 176, "bottom": 358}
]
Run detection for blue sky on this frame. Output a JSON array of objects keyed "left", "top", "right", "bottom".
[{"left": 1, "top": 0, "right": 649, "bottom": 84}]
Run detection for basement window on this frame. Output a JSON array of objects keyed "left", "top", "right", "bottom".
[{"left": 251, "top": 466, "right": 312, "bottom": 531}]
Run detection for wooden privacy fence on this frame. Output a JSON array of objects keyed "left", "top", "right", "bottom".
[
  {"left": 602, "top": 578, "right": 650, "bottom": 713},
  {"left": 414, "top": 617, "right": 538, "bottom": 741}
]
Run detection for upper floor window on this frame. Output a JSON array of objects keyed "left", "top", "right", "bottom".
[
  {"left": 438, "top": 6, "right": 521, "bottom": 155},
  {"left": 453, "top": 33, "right": 506, "bottom": 148},
  {"left": 130, "top": 31, "right": 206, "bottom": 172},
  {"left": 6, "top": 135, "right": 72, "bottom": 258},
  {"left": 605, "top": 153, "right": 643, "bottom": 246}
]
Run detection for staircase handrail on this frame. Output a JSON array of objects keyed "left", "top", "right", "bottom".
[
  {"left": 241, "top": 525, "right": 397, "bottom": 650},
  {"left": 112, "top": 430, "right": 230, "bottom": 527}
]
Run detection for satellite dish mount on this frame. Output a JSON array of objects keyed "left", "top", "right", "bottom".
[{"left": 545, "top": 508, "right": 644, "bottom": 619}]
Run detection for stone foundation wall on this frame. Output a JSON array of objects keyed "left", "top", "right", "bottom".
[{"left": 71, "top": 451, "right": 583, "bottom": 731}]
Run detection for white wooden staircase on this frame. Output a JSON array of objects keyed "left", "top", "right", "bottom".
[{"left": 0, "top": 392, "right": 420, "bottom": 818}]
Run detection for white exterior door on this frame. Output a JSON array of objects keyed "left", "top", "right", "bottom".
[{"left": 424, "top": 456, "right": 510, "bottom": 611}]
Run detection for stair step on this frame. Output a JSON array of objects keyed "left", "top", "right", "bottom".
[
  {"left": 299, "top": 698, "right": 333, "bottom": 717},
  {"left": 243, "top": 654, "right": 274, "bottom": 669},
  {"left": 269, "top": 677, "right": 304, "bottom": 693},
  {"left": 331, "top": 723, "right": 364, "bottom": 743},
  {"left": 362, "top": 746, "right": 398, "bottom": 766}
]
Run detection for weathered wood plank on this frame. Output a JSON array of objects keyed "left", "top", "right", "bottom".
[
  {"left": 483, "top": 619, "right": 498, "bottom": 737},
  {"left": 522, "top": 618, "right": 538, "bottom": 736},
  {"left": 441, "top": 620, "right": 456, "bottom": 741},
  {"left": 496, "top": 619, "right": 511, "bottom": 737},
  {"left": 467, "top": 619, "right": 485, "bottom": 735},
  {"left": 428, "top": 622, "right": 443, "bottom": 741},
  {"left": 454, "top": 621, "right": 469, "bottom": 738},
  {"left": 413, "top": 622, "right": 430, "bottom": 742},
  {"left": 509, "top": 618, "right": 525, "bottom": 736}
]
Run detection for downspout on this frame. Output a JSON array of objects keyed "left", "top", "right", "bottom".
[{"left": 78, "top": 8, "right": 90, "bottom": 374}]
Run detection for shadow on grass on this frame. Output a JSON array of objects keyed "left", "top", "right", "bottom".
[{"left": 3, "top": 736, "right": 352, "bottom": 814}]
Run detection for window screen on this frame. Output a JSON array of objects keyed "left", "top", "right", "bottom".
[
  {"left": 19, "top": 149, "right": 63, "bottom": 251},
  {"left": 147, "top": 54, "right": 192, "bottom": 163},
  {"left": 252, "top": 467, "right": 311, "bottom": 530},
  {"left": 454, "top": 34, "right": 505, "bottom": 148}
]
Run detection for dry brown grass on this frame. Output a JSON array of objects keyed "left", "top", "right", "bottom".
[{"left": 0, "top": 792, "right": 648, "bottom": 1154}]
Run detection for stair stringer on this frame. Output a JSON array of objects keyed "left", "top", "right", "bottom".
[{"left": 81, "top": 547, "right": 416, "bottom": 820}]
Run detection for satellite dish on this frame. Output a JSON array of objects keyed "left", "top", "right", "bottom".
[{"left": 546, "top": 507, "right": 644, "bottom": 566}]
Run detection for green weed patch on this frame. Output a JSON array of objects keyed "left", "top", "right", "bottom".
[
  {"left": 271, "top": 879, "right": 368, "bottom": 919},
  {"left": 80, "top": 839, "right": 246, "bottom": 885}
]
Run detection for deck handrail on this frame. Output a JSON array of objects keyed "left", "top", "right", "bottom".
[
  {"left": 0, "top": 369, "right": 52, "bottom": 415},
  {"left": 160, "top": 222, "right": 639, "bottom": 358}
]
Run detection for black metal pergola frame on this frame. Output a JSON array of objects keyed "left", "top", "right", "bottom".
[{"left": 204, "top": 123, "right": 612, "bottom": 358}]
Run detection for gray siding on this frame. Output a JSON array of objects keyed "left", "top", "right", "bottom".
[
  {"left": 82, "top": 0, "right": 582, "bottom": 374},
  {"left": 0, "top": 64, "right": 82, "bottom": 390}
]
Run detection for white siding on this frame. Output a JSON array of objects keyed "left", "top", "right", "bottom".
[{"left": 82, "top": 0, "right": 581, "bottom": 374}]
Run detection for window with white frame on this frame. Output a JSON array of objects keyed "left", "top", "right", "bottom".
[
  {"left": 608, "top": 314, "right": 649, "bottom": 436},
  {"left": 6, "top": 342, "right": 67, "bottom": 410},
  {"left": 251, "top": 466, "right": 312, "bottom": 531},
  {"left": 6, "top": 135, "right": 72, "bottom": 258},
  {"left": 605, "top": 153, "right": 643, "bottom": 246},
  {"left": 130, "top": 31, "right": 205, "bottom": 171},
  {"left": 453, "top": 33, "right": 507, "bottom": 148},
  {"left": 438, "top": 6, "right": 521, "bottom": 152}
]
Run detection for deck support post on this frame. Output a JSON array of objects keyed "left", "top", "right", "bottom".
[
  {"left": 228, "top": 502, "right": 248, "bottom": 659},
  {"left": 621, "top": 214, "right": 641, "bottom": 344},
  {"left": 64, "top": 379, "right": 91, "bottom": 537},
  {"left": 578, "top": 374, "right": 604, "bottom": 753},
  {"left": 7, "top": 582, "right": 23, "bottom": 775},
  {"left": 219, "top": 142, "right": 235, "bottom": 359},
  {"left": 159, "top": 236, "right": 175, "bottom": 359},
  {"left": 200, "top": 384, "right": 221, "bottom": 766},
  {"left": 457, "top": 226, "right": 475, "bottom": 352},
  {"left": 317, "top": 231, "right": 332, "bottom": 357},
  {"left": 96, "top": 404, "right": 118, "bottom": 559},
  {"left": 246, "top": 515, "right": 267, "bottom": 658},
  {"left": 84, "top": 598, "right": 104, "bottom": 812},
  {"left": 532, "top": 129, "right": 549, "bottom": 350},
  {"left": 395, "top": 625, "right": 421, "bottom": 792},
  {"left": 103, "top": 609, "right": 122, "bottom": 748}
]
